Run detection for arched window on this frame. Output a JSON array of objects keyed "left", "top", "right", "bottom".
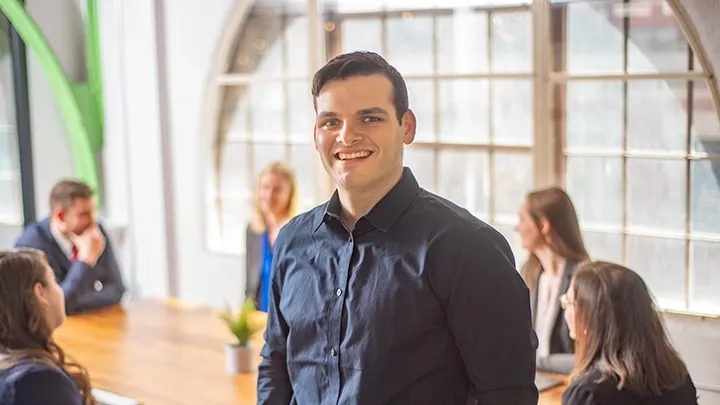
[{"left": 206, "top": 0, "right": 720, "bottom": 315}]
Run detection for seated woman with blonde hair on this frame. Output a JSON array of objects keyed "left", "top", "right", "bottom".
[
  {"left": 516, "top": 187, "right": 589, "bottom": 373},
  {"left": 246, "top": 162, "right": 298, "bottom": 312},
  {"left": 0, "top": 249, "right": 95, "bottom": 405},
  {"left": 561, "top": 261, "right": 698, "bottom": 405}
]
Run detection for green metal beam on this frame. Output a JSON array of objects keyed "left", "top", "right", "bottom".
[{"left": 0, "top": 0, "right": 101, "bottom": 202}]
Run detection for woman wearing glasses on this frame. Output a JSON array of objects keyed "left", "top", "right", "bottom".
[
  {"left": 515, "top": 187, "right": 589, "bottom": 373},
  {"left": 561, "top": 261, "right": 698, "bottom": 405}
]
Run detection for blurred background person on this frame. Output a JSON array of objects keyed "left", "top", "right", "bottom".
[
  {"left": 0, "top": 249, "right": 95, "bottom": 405},
  {"left": 516, "top": 186, "right": 589, "bottom": 373},
  {"left": 561, "top": 261, "right": 698, "bottom": 405},
  {"left": 245, "top": 162, "right": 298, "bottom": 312},
  {"left": 14, "top": 180, "right": 125, "bottom": 315}
]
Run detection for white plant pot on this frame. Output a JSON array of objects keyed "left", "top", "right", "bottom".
[{"left": 225, "top": 343, "right": 254, "bottom": 374}]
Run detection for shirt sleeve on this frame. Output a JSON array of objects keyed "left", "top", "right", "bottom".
[
  {"left": 432, "top": 226, "right": 539, "bottom": 405},
  {"left": 13, "top": 368, "right": 83, "bottom": 405},
  {"left": 257, "top": 269, "right": 293, "bottom": 404}
]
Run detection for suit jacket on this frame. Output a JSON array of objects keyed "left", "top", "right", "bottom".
[
  {"left": 530, "top": 259, "right": 579, "bottom": 356},
  {"left": 14, "top": 218, "right": 126, "bottom": 314},
  {"left": 245, "top": 225, "right": 263, "bottom": 306}
]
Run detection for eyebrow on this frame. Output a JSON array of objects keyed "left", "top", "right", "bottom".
[{"left": 316, "top": 107, "right": 390, "bottom": 119}]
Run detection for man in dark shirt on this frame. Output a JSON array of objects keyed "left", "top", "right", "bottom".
[{"left": 257, "top": 51, "right": 538, "bottom": 405}]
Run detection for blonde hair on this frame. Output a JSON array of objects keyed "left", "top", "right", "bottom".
[{"left": 250, "top": 162, "right": 299, "bottom": 233}]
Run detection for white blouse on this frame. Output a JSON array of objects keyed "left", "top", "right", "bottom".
[{"left": 535, "top": 271, "right": 563, "bottom": 358}]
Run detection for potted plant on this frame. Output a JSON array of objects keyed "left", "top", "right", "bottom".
[{"left": 220, "top": 298, "right": 262, "bottom": 374}]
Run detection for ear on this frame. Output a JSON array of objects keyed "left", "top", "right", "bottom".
[
  {"left": 539, "top": 217, "right": 551, "bottom": 236},
  {"left": 33, "top": 282, "right": 49, "bottom": 307},
  {"left": 52, "top": 207, "right": 65, "bottom": 222},
  {"left": 400, "top": 109, "right": 416, "bottom": 145},
  {"left": 313, "top": 123, "right": 320, "bottom": 152}
]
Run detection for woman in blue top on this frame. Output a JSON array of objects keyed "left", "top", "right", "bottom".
[
  {"left": 245, "top": 162, "right": 298, "bottom": 312},
  {"left": 0, "top": 249, "right": 95, "bottom": 405}
]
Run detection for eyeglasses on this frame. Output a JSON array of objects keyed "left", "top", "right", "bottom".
[{"left": 559, "top": 294, "right": 575, "bottom": 310}]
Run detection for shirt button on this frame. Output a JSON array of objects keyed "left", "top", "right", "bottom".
[
  {"left": 330, "top": 348, "right": 337, "bottom": 357},
  {"left": 94, "top": 280, "right": 103, "bottom": 292},
  {"left": 335, "top": 288, "right": 342, "bottom": 297}
]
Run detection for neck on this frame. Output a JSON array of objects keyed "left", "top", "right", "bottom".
[
  {"left": 338, "top": 168, "right": 403, "bottom": 231},
  {"left": 534, "top": 246, "right": 566, "bottom": 277},
  {"left": 49, "top": 218, "right": 68, "bottom": 240},
  {"left": 264, "top": 212, "right": 287, "bottom": 231}
]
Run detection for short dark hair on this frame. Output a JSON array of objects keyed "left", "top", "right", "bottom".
[
  {"left": 49, "top": 180, "right": 94, "bottom": 211},
  {"left": 311, "top": 51, "right": 409, "bottom": 124}
]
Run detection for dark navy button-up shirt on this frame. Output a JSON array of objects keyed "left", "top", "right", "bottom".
[{"left": 258, "top": 168, "right": 538, "bottom": 405}]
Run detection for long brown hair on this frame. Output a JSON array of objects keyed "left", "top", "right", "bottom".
[
  {"left": 250, "top": 162, "right": 299, "bottom": 233},
  {"left": 520, "top": 187, "right": 589, "bottom": 289},
  {"left": 570, "top": 261, "right": 688, "bottom": 396},
  {"left": 0, "top": 249, "right": 95, "bottom": 405}
]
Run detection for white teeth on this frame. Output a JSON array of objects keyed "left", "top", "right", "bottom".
[{"left": 337, "top": 151, "right": 371, "bottom": 160}]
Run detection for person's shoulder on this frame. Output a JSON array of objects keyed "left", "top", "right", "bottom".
[
  {"left": 410, "top": 189, "right": 509, "bottom": 246},
  {"left": 274, "top": 204, "right": 326, "bottom": 248},
  {"left": 14, "top": 218, "right": 49, "bottom": 248},
  {"left": 0, "top": 363, "right": 81, "bottom": 405},
  {"left": 562, "top": 370, "right": 607, "bottom": 405}
]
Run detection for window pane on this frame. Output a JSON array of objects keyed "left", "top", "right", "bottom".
[
  {"left": 386, "top": 15, "right": 434, "bottom": 76},
  {"left": 627, "top": 0, "right": 690, "bottom": 73},
  {"left": 285, "top": 16, "right": 309, "bottom": 76},
  {"left": 250, "top": 82, "right": 285, "bottom": 142},
  {"left": 330, "top": 0, "right": 383, "bottom": 14},
  {"left": 492, "top": 80, "right": 532, "bottom": 146},
  {"left": 566, "top": 157, "right": 623, "bottom": 227},
  {"left": 690, "top": 159, "right": 720, "bottom": 236},
  {"left": 403, "top": 146, "right": 435, "bottom": 191},
  {"left": 438, "top": 80, "right": 489, "bottom": 143},
  {"left": 437, "top": 11, "right": 488, "bottom": 74},
  {"left": 216, "top": 196, "right": 252, "bottom": 253},
  {"left": 219, "top": 142, "right": 250, "bottom": 199},
  {"left": 438, "top": 150, "right": 489, "bottom": 217},
  {"left": 494, "top": 224, "right": 524, "bottom": 267},
  {"left": 563, "top": 1, "right": 624, "bottom": 74},
  {"left": 582, "top": 230, "right": 623, "bottom": 264},
  {"left": 565, "top": 81, "right": 623, "bottom": 151},
  {"left": 690, "top": 241, "right": 720, "bottom": 314},
  {"left": 0, "top": 133, "right": 15, "bottom": 174},
  {"left": 227, "top": 8, "right": 284, "bottom": 74},
  {"left": 289, "top": 143, "right": 317, "bottom": 212},
  {"left": 626, "top": 235, "right": 685, "bottom": 311},
  {"left": 0, "top": 179, "right": 20, "bottom": 223},
  {"left": 691, "top": 80, "right": 720, "bottom": 156},
  {"left": 627, "top": 158, "right": 686, "bottom": 232},
  {"left": 490, "top": 11, "right": 532, "bottom": 73},
  {"left": 341, "top": 19, "right": 382, "bottom": 54},
  {"left": 493, "top": 152, "right": 532, "bottom": 221},
  {"left": 221, "top": 86, "right": 251, "bottom": 142},
  {"left": 406, "top": 80, "right": 435, "bottom": 143},
  {"left": 288, "top": 81, "right": 313, "bottom": 143},
  {"left": 627, "top": 80, "right": 687, "bottom": 153},
  {"left": 252, "top": 144, "right": 288, "bottom": 180}
]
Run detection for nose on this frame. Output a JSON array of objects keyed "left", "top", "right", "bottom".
[{"left": 336, "top": 121, "right": 362, "bottom": 146}]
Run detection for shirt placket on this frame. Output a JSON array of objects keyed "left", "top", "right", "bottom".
[{"left": 328, "top": 230, "right": 353, "bottom": 404}]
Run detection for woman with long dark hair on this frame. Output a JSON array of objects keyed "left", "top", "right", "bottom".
[
  {"left": 0, "top": 249, "right": 95, "bottom": 405},
  {"left": 561, "top": 261, "right": 698, "bottom": 404},
  {"left": 516, "top": 187, "right": 589, "bottom": 370}
]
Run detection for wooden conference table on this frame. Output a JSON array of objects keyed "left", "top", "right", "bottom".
[{"left": 53, "top": 300, "right": 566, "bottom": 405}]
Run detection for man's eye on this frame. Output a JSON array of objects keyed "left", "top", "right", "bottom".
[
  {"left": 321, "top": 119, "right": 340, "bottom": 129},
  {"left": 362, "top": 116, "right": 381, "bottom": 123}
]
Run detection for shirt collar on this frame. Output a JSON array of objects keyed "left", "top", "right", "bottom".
[
  {"left": 314, "top": 167, "right": 421, "bottom": 232},
  {"left": 49, "top": 222, "right": 74, "bottom": 259}
]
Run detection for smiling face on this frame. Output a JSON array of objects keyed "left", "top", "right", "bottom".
[{"left": 314, "top": 74, "right": 416, "bottom": 193}]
